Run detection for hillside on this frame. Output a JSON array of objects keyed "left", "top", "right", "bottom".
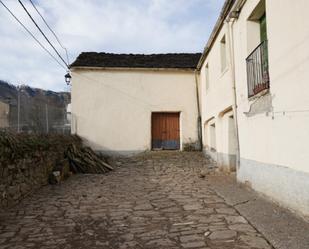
[{"left": 0, "top": 80, "right": 71, "bottom": 133}]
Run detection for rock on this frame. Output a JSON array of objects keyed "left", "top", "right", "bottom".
[
  {"left": 180, "top": 234, "right": 202, "bottom": 243},
  {"left": 173, "top": 221, "right": 195, "bottom": 226},
  {"left": 183, "top": 204, "right": 203, "bottom": 210},
  {"left": 145, "top": 238, "right": 175, "bottom": 247},
  {"left": 20, "top": 183, "right": 30, "bottom": 195},
  {"left": 48, "top": 171, "right": 61, "bottom": 185},
  {"left": 239, "top": 235, "right": 272, "bottom": 249},
  {"left": 7, "top": 186, "right": 20, "bottom": 199},
  {"left": 225, "top": 215, "right": 248, "bottom": 224},
  {"left": 95, "top": 241, "right": 109, "bottom": 246},
  {"left": 204, "top": 231, "right": 211, "bottom": 237},
  {"left": 182, "top": 241, "right": 206, "bottom": 248},
  {"left": 85, "top": 230, "right": 95, "bottom": 236},
  {"left": 8, "top": 165, "right": 15, "bottom": 170},
  {"left": 216, "top": 208, "right": 237, "bottom": 215},
  {"left": 208, "top": 230, "right": 237, "bottom": 240},
  {"left": 0, "top": 231, "right": 15, "bottom": 238},
  {"left": 199, "top": 170, "right": 207, "bottom": 178},
  {"left": 0, "top": 185, "right": 5, "bottom": 193},
  {"left": 133, "top": 203, "right": 153, "bottom": 211},
  {"left": 229, "top": 224, "right": 256, "bottom": 233}
]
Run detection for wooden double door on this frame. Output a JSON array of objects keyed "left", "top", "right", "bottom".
[{"left": 151, "top": 112, "right": 180, "bottom": 150}]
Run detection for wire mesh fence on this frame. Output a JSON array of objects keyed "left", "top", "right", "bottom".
[{"left": 0, "top": 88, "right": 71, "bottom": 135}]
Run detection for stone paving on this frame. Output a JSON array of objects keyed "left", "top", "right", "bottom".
[{"left": 0, "top": 152, "right": 273, "bottom": 249}]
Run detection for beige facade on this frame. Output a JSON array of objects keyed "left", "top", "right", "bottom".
[
  {"left": 199, "top": 0, "right": 309, "bottom": 218},
  {"left": 71, "top": 68, "right": 199, "bottom": 154},
  {"left": 0, "top": 101, "right": 9, "bottom": 128},
  {"left": 233, "top": 0, "right": 309, "bottom": 218},
  {"left": 199, "top": 22, "right": 238, "bottom": 172}
]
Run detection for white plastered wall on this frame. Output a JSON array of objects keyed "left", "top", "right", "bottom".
[
  {"left": 199, "top": 23, "right": 237, "bottom": 165},
  {"left": 71, "top": 68, "right": 199, "bottom": 154},
  {"left": 233, "top": 0, "right": 309, "bottom": 216},
  {"left": 233, "top": 0, "right": 309, "bottom": 174}
]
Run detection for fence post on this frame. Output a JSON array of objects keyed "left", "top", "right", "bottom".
[
  {"left": 45, "top": 103, "right": 49, "bottom": 133},
  {"left": 17, "top": 85, "right": 22, "bottom": 133}
]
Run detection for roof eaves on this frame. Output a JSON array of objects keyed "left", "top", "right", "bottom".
[
  {"left": 197, "top": 0, "right": 236, "bottom": 70},
  {"left": 70, "top": 66, "right": 197, "bottom": 72}
]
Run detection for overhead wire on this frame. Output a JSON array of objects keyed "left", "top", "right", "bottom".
[
  {"left": 0, "top": 0, "right": 67, "bottom": 70},
  {"left": 17, "top": 0, "right": 69, "bottom": 68},
  {"left": 27, "top": 0, "right": 70, "bottom": 65}
]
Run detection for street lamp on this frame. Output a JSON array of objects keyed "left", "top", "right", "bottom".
[{"left": 65, "top": 72, "right": 72, "bottom": 85}]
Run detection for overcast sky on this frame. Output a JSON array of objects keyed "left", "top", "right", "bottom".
[{"left": 0, "top": 0, "right": 224, "bottom": 91}]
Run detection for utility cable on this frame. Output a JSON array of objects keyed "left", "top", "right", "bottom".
[
  {"left": 18, "top": 0, "right": 69, "bottom": 68},
  {"left": 28, "top": 0, "right": 70, "bottom": 65},
  {"left": 0, "top": 0, "right": 67, "bottom": 70}
]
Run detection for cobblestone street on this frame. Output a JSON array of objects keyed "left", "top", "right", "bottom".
[{"left": 0, "top": 152, "right": 273, "bottom": 249}]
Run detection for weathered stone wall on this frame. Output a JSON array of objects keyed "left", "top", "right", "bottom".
[
  {"left": 1, "top": 153, "right": 53, "bottom": 208},
  {"left": 0, "top": 132, "right": 79, "bottom": 209}
]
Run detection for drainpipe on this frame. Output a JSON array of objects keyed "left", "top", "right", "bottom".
[
  {"left": 194, "top": 70, "right": 203, "bottom": 151},
  {"left": 226, "top": 16, "right": 241, "bottom": 170},
  {"left": 226, "top": 0, "right": 247, "bottom": 171}
]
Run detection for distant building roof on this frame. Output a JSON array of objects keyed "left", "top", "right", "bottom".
[{"left": 70, "top": 52, "right": 202, "bottom": 70}]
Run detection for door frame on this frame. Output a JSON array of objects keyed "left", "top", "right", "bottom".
[{"left": 150, "top": 111, "right": 182, "bottom": 151}]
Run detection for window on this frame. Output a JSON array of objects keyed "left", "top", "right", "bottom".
[
  {"left": 205, "top": 64, "right": 210, "bottom": 91},
  {"left": 246, "top": 1, "right": 269, "bottom": 98},
  {"left": 260, "top": 14, "right": 267, "bottom": 42},
  {"left": 247, "top": 0, "right": 266, "bottom": 52},
  {"left": 260, "top": 14, "right": 269, "bottom": 74},
  {"left": 220, "top": 35, "right": 227, "bottom": 72}
]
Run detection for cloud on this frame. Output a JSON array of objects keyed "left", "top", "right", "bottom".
[{"left": 0, "top": 0, "right": 224, "bottom": 91}]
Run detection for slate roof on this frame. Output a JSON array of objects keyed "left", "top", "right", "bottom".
[{"left": 70, "top": 52, "right": 202, "bottom": 69}]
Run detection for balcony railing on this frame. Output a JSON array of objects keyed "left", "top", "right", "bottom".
[{"left": 246, "top": 40, "right": 270, "bottom": 98}]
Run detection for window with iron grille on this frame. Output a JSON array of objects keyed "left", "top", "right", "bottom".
[
  {"left": 246, "top": 13, "right": 269, "bottom": 98},
  {"left": 246, "top": 40, "right": 269, "bottom": 98}
]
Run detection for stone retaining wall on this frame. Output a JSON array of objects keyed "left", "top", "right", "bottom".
[
  {"left": 1, "top": 153, "right": 54, "bottom": 208},
  {"left": 0, "top": 132, "right": 78, "bottom": 209}
]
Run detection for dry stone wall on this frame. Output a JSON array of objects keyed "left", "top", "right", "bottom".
[{"left": 0, "top": 132, "right": 79, "bottom": 209}]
